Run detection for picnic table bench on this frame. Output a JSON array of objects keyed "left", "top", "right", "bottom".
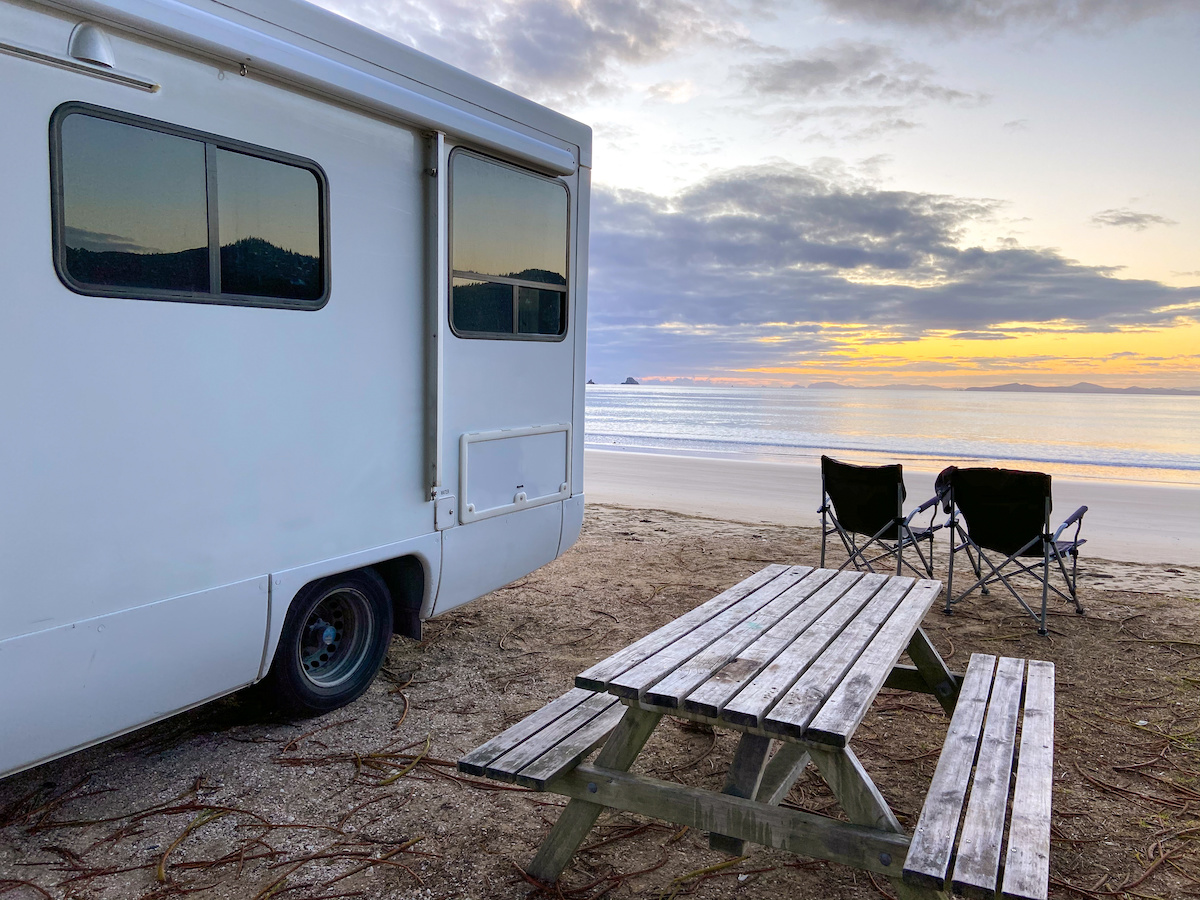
[{"left": 459, "top": 565, "right": 1056, "bottom": 900}]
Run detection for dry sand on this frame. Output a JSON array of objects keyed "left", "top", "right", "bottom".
[
  {"left": 1, "top": 504, "right": 1199, "bottom": 900},
  {"left": 585, "top": 449, "right": 1200, "bottom": 566}
]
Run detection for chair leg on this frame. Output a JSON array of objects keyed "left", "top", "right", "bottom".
[
  {"left": 820, "top": 507, "right": 827, "bottom": 568},
  {"left": 1038, "top": 545, "right": 1050, "bottom": 636},
  {"left": 944, "top": 526, "right": 955, "bottom": 614}
]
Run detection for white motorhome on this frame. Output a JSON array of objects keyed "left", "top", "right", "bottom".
[{"left": 0, "top": 0, "right": 591, "bottom": 778}]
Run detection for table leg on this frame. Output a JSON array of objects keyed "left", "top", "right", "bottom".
[
  {"left": 710, "top": 733, "right": 772, "bottom": 855},
  {"left": 907, "top": 627, "right": 959, "bottom": 715},
  {"left": 809, "top": 745, "right": 948, "bottom": 900},
  {"left": 527, "top": 706, "right": 661, "bottom": 884}
]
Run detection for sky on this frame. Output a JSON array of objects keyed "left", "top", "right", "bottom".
[{"left": 315, "top": 0, "right": 1200, "bottom": 388}]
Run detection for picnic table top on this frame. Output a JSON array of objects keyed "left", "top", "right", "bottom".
[{"left": 576, "top": 565, "right": 943, "bottom": 749}]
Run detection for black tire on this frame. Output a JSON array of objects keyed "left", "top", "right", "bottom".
[{"left": 263, "top": 568, "right": 393, "bottom": 716}]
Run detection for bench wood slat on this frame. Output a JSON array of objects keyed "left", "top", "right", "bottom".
[
  {"left": 682, "top": 570, "right": 863, "bottom": 719},
  {"left": 761, "top": 576, "right": 915, "bottom": 740},
  {"left": 719, "top": 573, "right": 888, "bottom": 728},
  {"left": 510, "top": 702, "right": 629, "bottom": 789},
  {"left": 1002, "top": 660, "right": 1055, "bottom": 900},
  {"left": 952, "top": 656, "right": 1026, "bottom": 900},
  {"left": 606, "top": 567, "right": 816, "bottom": 700},
  {"left": 485, "top": 691, "right": 623, "bottom": 787},
  {"left": 575, "top": 564, "right": 798, "bottom": 692},
  {"left": 902, "top": 653, "right": 997, "bottom": 891},
  {"left": 458, "top": 688, "right": 600, "bottom": 776},
  {"left": 645, "top": 569, "right": 838, "bottom": 708},
  {"left": 806, "top": 579, "right": 943, "bottom": 747}
]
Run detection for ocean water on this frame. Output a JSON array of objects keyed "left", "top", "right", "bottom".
[{"left": 584, "top": 384, "right": 1200, "bottom": 486}]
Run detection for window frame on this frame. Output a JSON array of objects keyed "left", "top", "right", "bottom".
[
  {"left": 447, "top": 147, "right": 570, "bottom": 342},
  {"left": 49, "top": 101, "right": 331, "bottom": 311}
]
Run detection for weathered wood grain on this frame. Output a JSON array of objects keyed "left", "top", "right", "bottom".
[
  {"left": 806, "top": 580, "right": 943, "bottom": 746},
  {"left": 682, "top": 569, "right": 864, "bottom": 718},
  {"left": 458, "top": 687, "right": 601, "bottom": 776},
  {"left": 551, "top": 764, "right": 912, "bottom": 878},
  {"left": 645, "top": 569, "right": 837, "bottom": 708},
  {"left": 483, "top": 691, "right": 623, "bottom": 784},
  {"left": 606, "top": 567, "right": 816, "bottom": 700},
  {"left": 526, "top": 706, "right": 661, "bottom": 882},
  {"left": 905, "top": 625, "right": 960, "bottom": 715},
  {"left": 1001, "top": 660, "right": 1055, "bottom": 900},
  {"left": 759, "top": 576, "right": 913, "bottom": 739},
  {"left": 951, "top": 656, "right": 1025, "bottom": 900},
  {"left": 575, "top": 564, "right": 802, "bottom": 692},
  {"left": 902, "top": 653, "right": 997, "bottom": 892},
  {"left": 710, "top": 733, "right": 773, "bottom": 854},
  {"left": 718, "top": 572, "right": 888, "bottom": 728},
  {"left": 509, "top": 702, "right": 629, "bottom": 789}
]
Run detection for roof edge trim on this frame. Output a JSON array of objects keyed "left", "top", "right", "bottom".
[{"left": 49, "top": 0, "right": 578, "bottom": 175}]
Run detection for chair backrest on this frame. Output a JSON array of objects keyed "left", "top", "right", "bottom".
[
  {"left": 948, "top": 467, "right": 1051, "bottom": 557},
  {"left": 821, "top": 455, "right": 905, "bottom": 539}
]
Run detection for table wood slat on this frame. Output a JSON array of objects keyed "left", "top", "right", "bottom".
[
  {"left": 806, "top": 579, "right": 944, "bottom": 747},
  {"left": 458, "top": 688, "right": 601, "bottom": 776},
  {"left": 902, "top": 653, "right": 997, "bottom": 891},
  {"left": 719, "top": 573, "right": 890, "bottom": 729},
  {"left": 682, "top": 570, "right": 865, "bottom": 719},
  {"left": 1002, "top": 660, "right": 1055, "bottom": 900},
  {"left": 952, "top": 656, "right": 1025, "bottom": 900},
  {"left": 605, "top": 567, "right": 817, "bottom": 700},
  {"left": 644, "top": 569, "right": 838, "bottom": 708},
  {"left": 760, "top": 576, "right": 915, "bottom": 740},
  {"left": 484, "top": 692, "right": 623, "bottom": 784},
  {"left": 575, "top": 564, "right": 799, "bottom": 692}
]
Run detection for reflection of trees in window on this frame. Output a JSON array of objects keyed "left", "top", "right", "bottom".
[
  {"left": 450, "top": 151, "right": 568, "bottom": 338},
  {"left": 53, "top": 105, "right": 326, "bottom": 307}
]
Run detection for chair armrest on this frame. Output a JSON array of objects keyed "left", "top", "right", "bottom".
[
  {"left": 1053, "top": 505, "right": 1088, "bottom": 541},
  {"left": 902, "top": 495, "right": 941, "bottom": 528}
]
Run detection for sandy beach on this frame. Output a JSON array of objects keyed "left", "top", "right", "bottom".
[
  {"left": 2, "top": 503, "right": 1197, "bottom": 900},
  {"left": 585, "top": 448, "right": 1200, "bottom": 566}
]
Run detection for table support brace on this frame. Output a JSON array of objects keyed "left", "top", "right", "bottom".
[{"left": 549, "top": 763, "right": 911, "bottom": 877}]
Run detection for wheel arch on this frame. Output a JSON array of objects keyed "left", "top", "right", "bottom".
[{"left": 258, "top": 533, "right": 441, "bottom": 681}]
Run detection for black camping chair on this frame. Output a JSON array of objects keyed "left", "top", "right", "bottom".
[
  {"left": 818, "top": 455, "right": 941, "bottom": 578},
  {"left": 938, "top": 466, "right": 1087, "bottom": 635}
]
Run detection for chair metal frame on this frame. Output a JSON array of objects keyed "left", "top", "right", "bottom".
[
  {"left": 942, "top": 474, "right": 1087, "bottom": 635},
  {"left": 818, "top": 460, "right": 941, "bottom": 579}
]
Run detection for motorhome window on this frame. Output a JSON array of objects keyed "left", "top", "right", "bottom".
[
  {"left": 52, "top": 104, "right": 328, "bottom": 309},
  {"left": 450, "top": 151, "right": 568, "bottom": 339},
  {"left": 216, "top": 149, "right": 322, "bottom": 301},
  {"left": 58, "top": 114, "right": 211, "bottom": 293}
]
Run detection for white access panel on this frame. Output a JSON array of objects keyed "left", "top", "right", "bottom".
[{"left": 459, "top": 424, "right": 570, "bottom": 523}]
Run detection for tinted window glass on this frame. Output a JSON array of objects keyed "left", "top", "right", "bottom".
[
  {"left": 59, "top": 113, "right": 209, "bottom": 292},
  {"left": 453, "top": 278, "right": 514, "bottom": 334},
  {"left": 216, "top": 149, "right": 322, "bottom": 300},
  {"left": 518, "top": 286, "right": 564, "bottom": 336},
  {"left": 452, "top": 153, "right": 568, "bottom": 285}
]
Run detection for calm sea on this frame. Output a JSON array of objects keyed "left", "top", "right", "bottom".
[{"left": 584, "top": 384, "right": 1200, "bottom": 486}]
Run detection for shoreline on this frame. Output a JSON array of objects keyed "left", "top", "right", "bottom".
[{"left": 583, "top": 447, "right": 1200, "bottom": 566}]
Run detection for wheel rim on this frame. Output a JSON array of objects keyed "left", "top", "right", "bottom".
[{"left": 297, "top": 587, "right": 375, "bottom": 689}]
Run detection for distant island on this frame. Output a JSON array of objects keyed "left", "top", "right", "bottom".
[
  {"left": 964, "top": 382, "right": 1200, "bottom": 396},
  {"left": 807, "top": 381, "right": 1199, "bottom": 396},
  {"left": 622, "top": 377, "right": 640, "bottom": 385}
]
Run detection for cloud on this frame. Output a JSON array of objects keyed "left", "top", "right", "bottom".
[
  {"left": 737, "top": 42, "right": 983, "bottom": 105},
  {"left": 317, "top": 0, "right": 744, "bottom": 104},
  {"left": 64, "top": 226, "right": 157, "bottom": 254},
  {"left": 1002, "top": 119, "right": 1029, "bottom": 131},
  {"left": 811, "top": 0, "right": 1194, "bottom": 34},
  {"left": 1091, "top": 208, "right": 1178, "bottom": 230},
  {"left": 586, "top": 162, "right": 1200, "bottom": 378}
]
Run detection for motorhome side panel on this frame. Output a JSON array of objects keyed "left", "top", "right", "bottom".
[{"left": 0, "top": 0, "right": 431, "bottom": 773}]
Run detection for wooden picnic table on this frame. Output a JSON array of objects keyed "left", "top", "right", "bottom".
[{"left": 460, "top": 565, "right": 1056, "bottom": 900}]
